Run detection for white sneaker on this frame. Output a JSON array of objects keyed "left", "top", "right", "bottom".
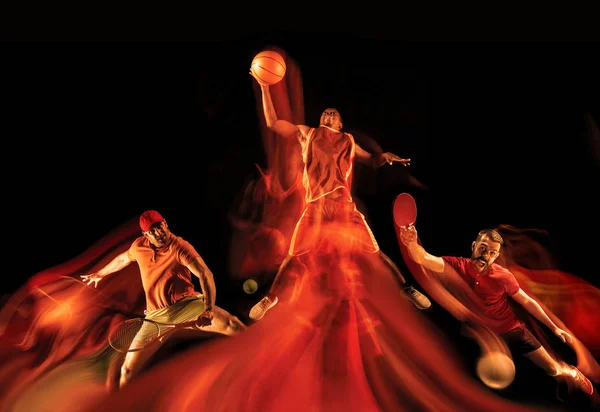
[
  {"left": 249, "top": 296, "right": 278, "bottom": 321},
  {"left": 404, "top": 286, "right": 431, "bottom": 310},
  {"left": 569, "top": 365, "right": 594, "bottom": 395}
]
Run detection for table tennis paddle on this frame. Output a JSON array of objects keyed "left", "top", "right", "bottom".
[{"left": 393, "top": 192, "right": 417, "bottom": 228}]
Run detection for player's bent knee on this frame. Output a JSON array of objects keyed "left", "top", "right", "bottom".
[{"left": 120, "top": 365, "right": 133, "bottom": 386}]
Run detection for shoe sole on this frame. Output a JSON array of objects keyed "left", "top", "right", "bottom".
[
  {"left": 408, "top": 295, "right": 431, "bottom": 310},
  {"left": 412, "top": 301, "right": 432, "bottom": 310},
  {"left": 403, "top": 287, "right": 431, "bottom": 310}
]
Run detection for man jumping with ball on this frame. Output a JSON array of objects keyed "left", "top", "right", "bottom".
[{"left": 248, "top": 66, "right": 431, "bottom": 322}]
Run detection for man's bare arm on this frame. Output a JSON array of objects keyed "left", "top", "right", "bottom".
[
  {"left": 258, "top": 83, "right": 307, "bottom": 141},
  {"left": 187, "top": 256, "right": 216, "bottom": 311},
  {"left": 354, "top": 142, "right": 411, "bottom": 168},
  {"left": 511, "top": 289, "right": 573, "bottom": 343},
  {"left": 80, "top": 251, "right": 134, "bottom": 288},
  {"left": 398, "top": 226, "right": 445, "bottom": 272}
]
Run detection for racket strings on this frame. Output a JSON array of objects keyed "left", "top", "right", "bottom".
[
  {"left": 109, "top": 320, "right": 159, "bottom": 351},
  {"left": 109, "top": 300, "right": 204, "bottom": 352}
]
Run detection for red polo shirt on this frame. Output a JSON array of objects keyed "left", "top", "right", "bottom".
[{"left": 442, "top": 256, "right": 522, "bottom": 333}]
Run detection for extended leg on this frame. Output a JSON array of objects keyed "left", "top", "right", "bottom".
[
  {"left": 119, "top": 340, "right": 163, "bottom": 389},
  {"left": 524, "top": 346, "right": 594, "bottom": 395},
  {"left": 249, "top": 254, "right": 308, "bottom": 321}
]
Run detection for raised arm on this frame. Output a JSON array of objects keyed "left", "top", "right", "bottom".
[
  {"left": 354, "top": 142, "right": 411, "bottom": 169},
  {"left": 249, "top": 67, "right": 310, "bottom": 141},
  {"left": 398, "top": 225, "right": 445, "bottom": 273},
  {"left": 80, "top": 251, "right": 134, "bottom": 288},
  {"left": 257, "top": 82, "right": 307, "bottom": 138}
]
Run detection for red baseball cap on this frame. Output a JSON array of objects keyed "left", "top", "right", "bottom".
[{"left": 139, "top": 210, "right": 165, "bottom": 232}]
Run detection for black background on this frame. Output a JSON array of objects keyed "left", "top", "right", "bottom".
[
  {"left": 4, "top": 37, "right": 599, "bottom": 295},
  {"left": 2, "top": 21, "right": 599, "bottom": 411}
]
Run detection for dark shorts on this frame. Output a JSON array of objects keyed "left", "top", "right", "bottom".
[{"left": 501, "top": 325, "right": 542, "bottom": 356}]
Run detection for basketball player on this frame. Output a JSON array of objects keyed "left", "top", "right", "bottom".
[{"left": 248, "top": 74, "right": 431, "bottom": 321}]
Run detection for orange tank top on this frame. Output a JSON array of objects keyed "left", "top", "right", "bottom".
[{"left": 300, "top": 126, "right": 355, "bottom": 203}]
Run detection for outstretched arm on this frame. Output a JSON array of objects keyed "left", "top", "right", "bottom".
[
  {"left": 511, "top": 289, "right": 573, "bottom": 343},
  {"left": 400, "top": 226, "right": 488, "bottom": 324},
  {"left": 398, "top": 225, "right": 445, "bottom": 273},
  {"left": 80, "top": 251, "right": 134, "bottom": 288},
  {"left": 354, "top": 142, "right": 411, "bottom": 169}
]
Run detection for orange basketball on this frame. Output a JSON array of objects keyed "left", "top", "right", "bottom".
[{"left": 251, "top": 50, "right": 286, "bottom": 85}]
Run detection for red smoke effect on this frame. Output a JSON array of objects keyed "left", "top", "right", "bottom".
[{"left": 1, "top": 49, "right": 586, "bottom": 411}]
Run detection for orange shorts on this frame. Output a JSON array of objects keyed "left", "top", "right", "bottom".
[{"left": 288, "top": 197, "right": 379, "bottom": 256}]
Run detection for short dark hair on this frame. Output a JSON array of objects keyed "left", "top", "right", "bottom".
[{"left": 476, "top": 229, "right": 504, "bottom": 246}]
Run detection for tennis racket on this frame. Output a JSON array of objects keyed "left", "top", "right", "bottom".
[
  {"left": 108, "top": 317, "right": 199, "bottom": 353},
  {"left": 393, "top": 192, "right": 417, "bottom": 228}
]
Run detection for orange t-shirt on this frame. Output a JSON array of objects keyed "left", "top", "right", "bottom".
[
  {"left": 127, "top": 233, "right": 200, "bottom": 312},
  {"left": 300, "top": 125, "right": 355, "bottom": 203}
]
